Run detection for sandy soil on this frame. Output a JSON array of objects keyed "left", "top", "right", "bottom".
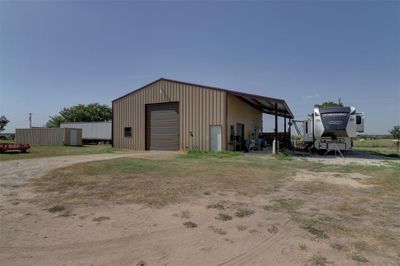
[
  {"left": 303, "top": 151, "right": 397, "bottom": 166},
  {"left": 0, "top": 153, "right": 397, "bottom": 266},
  {"left": 294, "top": 170, "right": 373, "bottom": 188}
]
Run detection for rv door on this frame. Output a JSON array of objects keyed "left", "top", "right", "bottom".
[{"left": 356, "top": 113, "right": 364, "bottom": 133}]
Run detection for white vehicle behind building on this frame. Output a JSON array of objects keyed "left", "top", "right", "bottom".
[
  {"left": 60, "top": 121, "right": 111, "bottom": 144},
  {"left": 293, "top": 106, "right": 364, "bottom": 154}
]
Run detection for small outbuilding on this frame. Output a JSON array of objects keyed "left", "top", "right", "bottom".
[
  {"left": 112, "top": 78, "right": 293, "bottom": 151},
  {"left": 16, "top": 128, "right": 82, "bottom": 146}
]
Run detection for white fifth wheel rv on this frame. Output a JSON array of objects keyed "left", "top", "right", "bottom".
[{"left": 293, "top": 106, "right": 364, "bottom": 154}]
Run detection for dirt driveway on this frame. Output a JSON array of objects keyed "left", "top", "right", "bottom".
[{"left": 1, "top": 153, "right": 398, "bottom": 266}]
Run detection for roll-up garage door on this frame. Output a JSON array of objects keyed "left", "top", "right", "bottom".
[{"left": 146, "top": 102, "right": 179, "bottom": 150}]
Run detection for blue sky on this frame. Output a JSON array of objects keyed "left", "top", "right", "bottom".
[{"left": 1, "top": 1, "right": 399, "bottom": 134}]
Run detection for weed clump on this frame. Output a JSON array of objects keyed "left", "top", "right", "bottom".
[
  {"left": 351, "top": 255, "right": 368, "bottom": 263},
  {"left": 249, "top": 229, "right": 259, "bottom": 234},
  {"left": 274, "top": 198, "right": 304, "bottom": 212},
  {"left": 273, "top": 151, "right": 292, "bottom": 160},
  {"left": 303, "top": 223, "right": 329, "bottom": 239},
  {"left": 235, "top": 208, "right": 255, "bottom": 217},
  {"left": 330, "top": 243, "right": 348, "bottom": 251},
  {"left": 237, "top": 225, "right": 248, "bottom": 231},
  {"left": 215, "top": 213, "right": 233, "bottom": 221},
  {"left": 208, "top": 225, "right": 227, "bottom": 235},
  {"left": 207, "top": 202, "right": 225, "bottom": 210},
  {"left": 92, "top": 216, "right": 110, "bottom": 222},
  {"left": 183, "top": 221, "right": 198, "bottom": 228},
  {"left": 309, "top": 252, "right": 328, "bottom": 266},
  {"left": 298, "top": 243, "right": 307, "bottom": 251},
  {"left": 47, "top": 205, "right": 65, "bottom": 213}
]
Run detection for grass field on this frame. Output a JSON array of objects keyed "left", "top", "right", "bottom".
[
  {"left": 353, "top": 138, "right": 400, "bottom": 158},
  {"left": 1, "top": 149, "right": 398, "bottom": 264},
  {"left": 0, "top": 144, "right": 121, "bottom": 161},
  {"left": 33, "top": 152, "right": 400, "bottom": 206},
  {"left": 29, "top": 151, "right": 400, "bottom": 264}
]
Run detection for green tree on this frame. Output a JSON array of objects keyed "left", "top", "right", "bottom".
[
  {"left": 0, "top": 115, "right": 9, "bottom": 132},
  {"left": 389, "top": 125, "right": 400, "bottom": 139},
  {"left": 315, "top": 98, "right": 344, "bottom": 108},
  {"left": 46, "top": 103, "right": 111, "bottom": 128}
]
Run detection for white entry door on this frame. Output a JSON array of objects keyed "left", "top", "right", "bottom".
[
  {"left": 210, "top": 125, "right": 222, "bottom": 152},
  {"left": 70, "top": 129, "right": 78, "bottom": 146}
]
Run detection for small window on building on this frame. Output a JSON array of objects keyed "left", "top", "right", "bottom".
[
  {"left": 305, "top": 122, "right": 308, "bottom": 134},
  {"left": 230, "top": 125, "right": 235, "bottom": 140},
  {"left": 356, "top": 116, "right": 362, "bottom": 125},
  {"left": 124, "top": 127, "right": 132, "bottom": 137}
]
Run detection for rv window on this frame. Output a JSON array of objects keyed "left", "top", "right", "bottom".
[
  {"left": 305, "top": 122, "right": 308, "bottom": 134},
  {"left": 124, "top": 127, "right": 132, "bottom": 137},
  {"left": 356, "top": 116, "right": 362, "bottom": 125}
]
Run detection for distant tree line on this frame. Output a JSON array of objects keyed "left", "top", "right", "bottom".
[
  {"left": 389, "top": 126, "right": 400, "bottom": 139},
  {"left": 315, "top": 99, "right": 343, "bottom": 108},
  {"left": 46, "top": 103, "right": 111, "bottom": 128},
  {"left": 0, "top": 115, "right": 9, "bottom": 132}
]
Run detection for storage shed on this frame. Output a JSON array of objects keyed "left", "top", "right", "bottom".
[
  {"left": 16, "top": 128, "right": 82, "bottom": 146},
  {"left": 112, "top": 78, "right": 293, "bottom": 151},
  {"left": 60, "top": 122, "right": 111, "bottom": 144}
]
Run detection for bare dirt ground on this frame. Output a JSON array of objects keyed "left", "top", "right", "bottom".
[
  {"left": 304, "top": 150, "right": 396, "bottom": 166},
  {"left": 293, "top": 170, "right": 373, "bottom": 188},
  {"left": 1, "top": 153, "right": 399, "bottom": 266}
]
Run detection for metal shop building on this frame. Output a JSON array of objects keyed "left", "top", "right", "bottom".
[{"left": 112, "top": 78, "right": 293, "bottom": 151}]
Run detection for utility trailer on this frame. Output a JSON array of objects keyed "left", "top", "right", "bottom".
[
  {"left": 293, "top": 106, "right": 364, "bottom": 156},
  {"left": 0, "top": 143, "right": 31, "bottom": 153},
  {"left": 60, "top": 122, "right": 111, "bottom": 144}
]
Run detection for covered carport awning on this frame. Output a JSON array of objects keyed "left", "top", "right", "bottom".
[
  {"left": 227, "top": 91, "right": 294, "bottom": 118},
  {"left": 227, "top": 90, "right": 293, "bottom": 151}
]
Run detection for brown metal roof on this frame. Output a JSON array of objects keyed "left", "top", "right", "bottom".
[{"left": 113, "top": 78, "right": 294, "bottom": 118}]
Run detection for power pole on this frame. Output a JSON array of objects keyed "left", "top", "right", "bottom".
[{"left": 29, "top": 113, "right": 32, "bottom": 128}]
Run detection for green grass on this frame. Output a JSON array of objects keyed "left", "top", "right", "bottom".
[
  {"left": 353, "top": 138, "right": 400, "bottom": 158},
  {"left": 178, "top": 149, "right": 242, "bottom": 159},
  {"left": 0, "top": 144, "right": 122, "bottom": 161},
  {"left": 32, "top": 155, "right": 298, "bottom": 207},
  {"left": 0, "top": 139, "right": 15, "bottom": 144},
  {"left": 32, "top": 151, "right": 400, "bottom": 206},
  {"left": 351, "top": 255, "right": 368, "bottom": 263}
]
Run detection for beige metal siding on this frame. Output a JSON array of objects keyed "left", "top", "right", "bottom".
[
  {"left": 226, "top": 94, "right": 262, "bottom": 150},
  {"left": 64, "top": 128, "right": 83, "bottom": 146},
  {"left": 113, "top": 79, "right": 226, "bottom": 150},
  {"left": 16, "top": 128, "right": 82, "bottom": 145},
  {"left": 16, "top": 128, "right": 66, "bottom": 145}
]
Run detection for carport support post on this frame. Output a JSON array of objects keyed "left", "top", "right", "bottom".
[
  {"left": 284, "top": 116, "right": 287, "bottom": 146},
  {"left": 288, "top": 119, "right": 292, "bottom": 148},
  {"left": 274, "top": 102, "right": 278, "bottom": 154}
]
